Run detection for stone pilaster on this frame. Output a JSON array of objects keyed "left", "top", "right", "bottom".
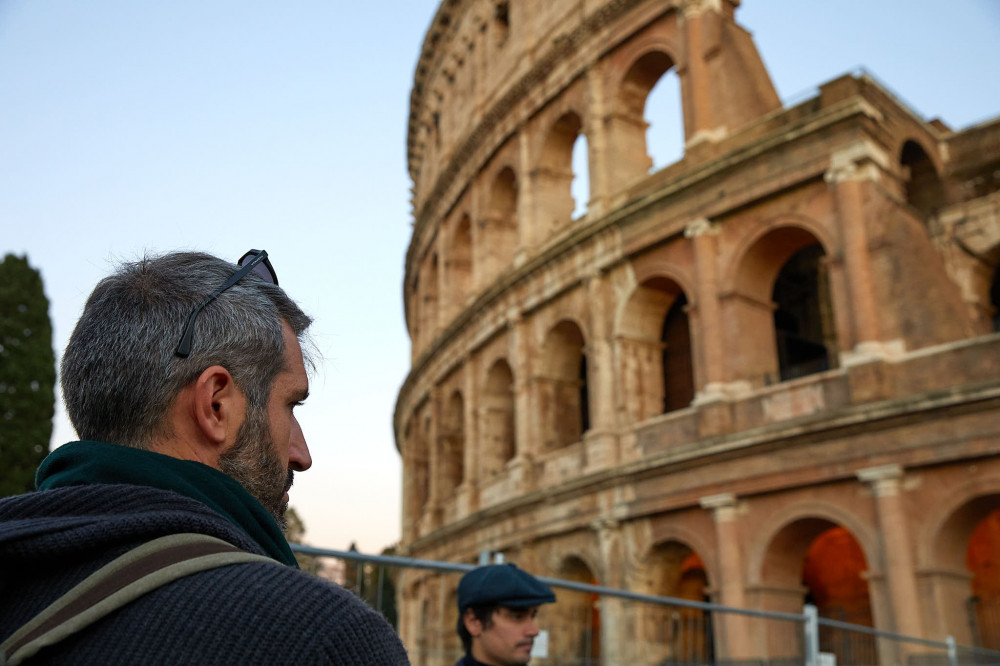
[
  {"left": 857, "top": 464, "right": 925, "bottom": 639},
  {"left": 685, "top": 218, "right": 725, "bottom": 393},
  {"left": 700, "top": 492, "right": 752, "bottom": 659},
  {"left": 825, "top": 143, "right": 904, "bottom": 363}
]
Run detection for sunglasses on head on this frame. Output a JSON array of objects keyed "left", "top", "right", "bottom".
[{"left": 174, "top": 249, "right": 278, "bottom": 358}]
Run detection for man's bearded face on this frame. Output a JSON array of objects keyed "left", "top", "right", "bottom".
[{"left": 219, "top": 402, "right": 293, "bottom": 529}]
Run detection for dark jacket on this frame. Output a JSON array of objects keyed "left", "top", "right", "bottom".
[{"left": 0, "top": 483, "right": 410, "bottom": 664}]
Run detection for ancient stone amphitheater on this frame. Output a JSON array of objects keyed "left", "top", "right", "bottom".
[{"left": 394, "top": 0, "right": 1000, "bottom": 663}]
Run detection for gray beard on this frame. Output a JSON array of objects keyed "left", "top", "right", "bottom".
[{"left": 218, "top": 404, "right": 292, "bottom": 530}]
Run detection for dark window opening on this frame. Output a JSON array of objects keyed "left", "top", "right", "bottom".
[
  {"left": 773, "top": 245, "right": 835, "bottom": 381},
  {"left": 494, "top": 2, "right": 509, "bottom": 45},
  {"left": 661, "top": 293, "right": 694, "bottom": 413},
  {"left": 901, "top": 141, "right": 945, "bottom": 217},
  {"left": 579, "top": 355, "right": 590, "bottom": 434}
]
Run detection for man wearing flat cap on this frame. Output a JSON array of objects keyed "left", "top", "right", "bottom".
[{"left": 455, "top": 563, "right": 556, "bottom": 666}]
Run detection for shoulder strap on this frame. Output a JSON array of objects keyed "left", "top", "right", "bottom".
[{"left": 1, "top": 533, "right": 276, "bottom": 666}]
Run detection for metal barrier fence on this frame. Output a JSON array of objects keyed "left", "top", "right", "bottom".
[{"left": 291, "top": 543, "right": 1000, "bottom": 666}]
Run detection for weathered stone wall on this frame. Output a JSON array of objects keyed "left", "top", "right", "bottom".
[{"left": 397, "top": 0, "right": 1000, "bottom": 663}]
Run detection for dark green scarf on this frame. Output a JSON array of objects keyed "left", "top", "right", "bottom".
[{"left": 36, "top": 440, "right": 298, "bottom": 568}]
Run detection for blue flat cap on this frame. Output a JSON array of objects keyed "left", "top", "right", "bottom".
[{"left": 457, "top": 563, "right": 556, "bottom": 611}]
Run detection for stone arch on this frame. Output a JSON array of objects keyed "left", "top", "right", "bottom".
[
  {"left": 439, "top": 390, "right": 464, "bottom": 496},
  {"left": 754, "top": 509, "right": 877, "bottom": 663},
  {"left": 551, "top": 555, "right": 602, "bottom": 665},
  {"left": 726, "top": 223, "right": 838, "bottom": 385},
  {"left": 633, "top": 538, "right": 713, "bottom": 664},
  {"left": 539, "top": 319, "right": 590, "bottom": 450},
  {"left": 900, "top": 138, "right": 947, "bottom": 218},
  {"left": 482, "top": 358, "right": 516, "bottom": 476},
  {"left": 609, "top": 48, "right": 681, "bottom": 187},
  {"left": 749, "top": 501, "right": 877, "bottom": 585},
  {"left": 921, "top": 480, "right": 1000, "bottom": 646},
  {"left": 447, "top": 213, "right": 473, "bottom": 318},
  {"left": 618, "top": 275, "right": 695, "bottom": 423},
  {"left": 535, "top": 110, "right": 586, "bottom": 240},
  {"left": 484, "top": 166, "right": 519, "bottom": 285}
]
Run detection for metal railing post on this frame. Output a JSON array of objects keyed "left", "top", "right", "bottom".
[
  {"left": 946, "top": 635, "right": 958, "bottom": 666},
  {"left": 804, "top": 604, "right": 820, "bottom": 666}
]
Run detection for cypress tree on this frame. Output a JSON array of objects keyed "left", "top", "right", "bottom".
[{"left": 0, "top": 254, "right": 56, "bottom": 496}]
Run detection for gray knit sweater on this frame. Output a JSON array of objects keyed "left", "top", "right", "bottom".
[{"left": 0, "top": 484, "right": 411, "bottom": 664}]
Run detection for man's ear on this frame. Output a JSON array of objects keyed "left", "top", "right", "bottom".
[
  {"left": 462, "top": 608, "right": 482, "bottom": 637},
  {"left": 191, "top": 365, "right": 243, "bottom": 447}
]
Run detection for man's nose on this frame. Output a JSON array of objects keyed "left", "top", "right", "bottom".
[
  {"left": 289, "top": 418, "right": 312, "bottom": 471},
  {"left": 525, "top": 618, "right": 540, "bottom": 637}
]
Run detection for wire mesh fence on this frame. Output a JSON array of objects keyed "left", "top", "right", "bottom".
[{"left": 291, "top": 543, "right": 1000, "bottom": 666}]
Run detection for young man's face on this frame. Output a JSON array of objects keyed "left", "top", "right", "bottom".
[{"left": 466, "top": 605, "right": 541, "bottom": 666}]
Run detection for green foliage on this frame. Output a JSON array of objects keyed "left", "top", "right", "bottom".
[
  {"left": 283, "top": 505, "right": 322, "bottom": 575},
  {"left": 344, "top": 541, "right": 399, "bottom": 629},
  {"left": 0, "top": 254, "right": 56, "bottom": 497}
]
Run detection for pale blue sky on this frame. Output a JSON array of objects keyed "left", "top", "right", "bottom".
[{"left": 2, "top": 1, "right": 998, "bottom": 554}]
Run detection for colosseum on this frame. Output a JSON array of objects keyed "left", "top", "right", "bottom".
[{"left": 393, "top": 0, "right": 1000, "bottom": 663}]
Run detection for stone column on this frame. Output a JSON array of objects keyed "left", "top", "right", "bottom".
[
  {"left": 680, "top": 1, "right": 728, "bottom": 148},
  {"left": 824, "top": 143, "right": 903, "bottom": 363},
  {"left": 585, "top": 62, "right": 610, "bottom": 218},
  {"left": 461, "top": 358, "right": 479, "bottom": 515},
  {"left": 516, "top": 129, "right": 534, "bottom": 266},
  {"left": 594, "top": 518, "right": 625, "bottom": 664},
  {"left": 425, "top": 387, "right": 443, "bottom": 530},
  {"left": 700, "top": 493, "right": 752, "bottom": 660},
  {"left": 826, "top": 161, "right": 879, "bottom": 347},
  {"left": 681, "top": 3, "right": 713, "bottom": 144},
  {"left": 510, "top": 310, "right": 537, "bottom": 492},
  {"left": 584, "top": 271, "right": 620, "bottom": 472},
  {"left": 857, "top": 464, "right": 925, "bottom": 639},
  {"left": 685, "top": 218, "right": 726, "bottom": 394}
]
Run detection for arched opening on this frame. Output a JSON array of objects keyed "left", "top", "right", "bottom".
[
  {"left": 552, "top": 557, "right": 601, "bottom": 664},
  {"left": 637, "top": 541, "right": 713, "bottom": 664},
  {"left": 448, "top": 215, "right": 473, "bottom": 318},
  {"left": 483, "top": 359, "right": 516, "bottom": 476},
  {"left": 608, "top": 50, "right": 679, "bottom": 190},
  {"left": 572, "top": 132, "right": 590, "bottom": 220},
  {"left": 772, "top": 244, "right": 837, "bottom": 381},
  {"left": 619, "top": 276, "right": 694, "bottom": 423},
  {"left": 439, "top": 391, "right": 464, "bottom": 495},
  {"left": 661, "top": 293, "right": 694, "bottom": 413},
  {"left": 645, "top": 67, "right": 684, "bottom": 170},
  {"left": 968, "top": 508, "right": 1000, "bottom": 649},
  {"left": 540, "top": 320, "right": 589, "bottom": 450},
  {"left": 760, "top": 518, "right": 874, "bottom": 663},
  {"left": 901, "top": 140, "right": 945, "bottom": 218},
  {"left": 802, "top": 527, "right": 876, "bottom": 664},
  {"left": 485, "top": 166, "right": 519, "bottom": 284},
  {"left": 930, "top": 493, "right": 1000, "bottom": 644},
  {"left": 535, "top": 112, "right": 584, "bottom": 240}
]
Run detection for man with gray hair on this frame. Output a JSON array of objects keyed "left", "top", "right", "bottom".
[{"left": 0, "top": 250, "right": 409, "bottom": 664}]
